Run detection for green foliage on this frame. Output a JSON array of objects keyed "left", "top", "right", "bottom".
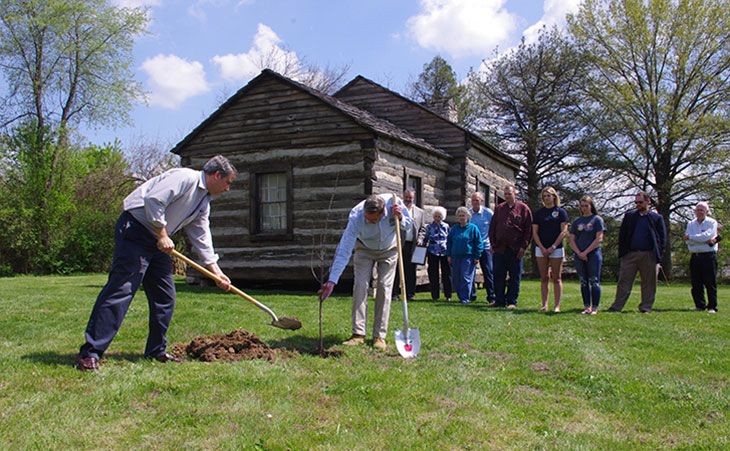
[
  {"left": 0, "top": 275, "right": 728, "bottom": 447},
  {"left": 407, "top": 56, "right": 478, "bottom": 127},
  {"left": 0, "top": 124, "right": 132, "bottom": 274},
  {"left": 567, "top": 0, "right": 730, "bottom": 274},
  {"left": 0, "top": 0, "right": 149, "bottom": 136}
]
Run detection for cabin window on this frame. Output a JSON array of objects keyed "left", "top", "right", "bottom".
[
  {"left": 495, "top": 194, "right": 505, "bottom": 209},
  {"left": 406, "top": 175, "right": 423, "bottom": 207},
  {"left": 477, "top": 181, "right": 490, "bottom": 207},
  {"left": 255, "top": 172, "right": 289, "bottom": 233}
]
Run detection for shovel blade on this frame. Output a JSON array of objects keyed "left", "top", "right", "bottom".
[{"left": 394, "top": 328, "right": 420, "bottom": 358}]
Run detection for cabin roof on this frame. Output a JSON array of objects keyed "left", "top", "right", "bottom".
[
  {"left": 335, "top": 75, "right": 521, "bottom": 170},
  {"left": 171, "top": 69, "right": 450, "bottom": 159}
]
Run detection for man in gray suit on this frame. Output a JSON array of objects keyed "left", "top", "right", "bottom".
[{"left": 394, "top": 188, "right": 426, "bottom": 301}]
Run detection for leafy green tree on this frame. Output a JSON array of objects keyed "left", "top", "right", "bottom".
[
  {"left": 408, "top": 55, "right": 477, "bottom": 127},
  {"left": 568, "top": 0, "right": 730, "bottom": 274},
  {"left": 469, "top": 28, "right": 589, "bottom": 210},
  {"left": 0, "top": 0, "right": 147, "bottom": 250}
]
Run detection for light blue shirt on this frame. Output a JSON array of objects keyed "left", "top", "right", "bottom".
[
  {"left": 123, "top": 168, "right": 219, "bottom": 265},
  {"left": 469, "top": 206, "right": 493, "bottom": 250},
  {"left": 328, "top": 193, "right": 413, "bottom": 284}
]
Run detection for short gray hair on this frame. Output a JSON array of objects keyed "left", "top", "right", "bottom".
[
  {"left": 203, "top": 155, "right": 237, "bottom": 177},
  {"left": 696, "top": 201, "right": 711, "bottom": 214},
  {"left": 432, "top": 206, "right": 447, "bottom": 219},
  {"left": 455, "top": 206, "right": 471, "bottom": 219},
  {"left": 364, "top": 194, "right": 385, "bottom": 213},
  {"left": 471, "top": 191, "right": 484, "bottom": 201}
]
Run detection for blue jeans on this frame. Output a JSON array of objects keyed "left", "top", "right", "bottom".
[
  {"left": 574, "top": 249, "right": 602, "bottom": 308},
  {"left": 471, "top": 249, "right": 495, "bottom": 301},
  {"left": 451, "top": 257, "right": 476, "bottom": 303},
  {"left": 493, "top": 248, "right": 523, "bottom": 306}
]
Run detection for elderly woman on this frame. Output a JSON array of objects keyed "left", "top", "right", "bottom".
[
  {"left": 424, "top": 206, "right": 452, "bottom": 301},
  {"left": 447, "top": 206, "right": 483, "bottom": 304},
  {"left": 569, "top": 196, "right": 605, "bottom": 315},
  {"left": 532, "top": 186, "right": 569, "bottom": 312}
]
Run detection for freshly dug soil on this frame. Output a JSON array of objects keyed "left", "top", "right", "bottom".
[{"left": 171, "top": 329, "right": 279, "bottom": 362}]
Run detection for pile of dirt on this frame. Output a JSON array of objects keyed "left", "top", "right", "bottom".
[{"left": 171, "top": 329, "right": 280, "bottom": 362}]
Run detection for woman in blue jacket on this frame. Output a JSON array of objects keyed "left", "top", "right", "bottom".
[{"left": 447, "top": 206, "right": 483, "bottom": 304}]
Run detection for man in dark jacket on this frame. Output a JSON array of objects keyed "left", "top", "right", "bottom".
[{"left": 608, "top": 192, "right": 666, "bottom": 313}]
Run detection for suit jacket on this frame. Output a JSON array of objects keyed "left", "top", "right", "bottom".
[
  {"left": 618, "top": 209, "right": 666, "bottom": 262},
  {"left": 403, "top": 205, "right": 426, "bottom": 255}
]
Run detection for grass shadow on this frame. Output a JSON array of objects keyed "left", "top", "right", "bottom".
[
  {"left": 22, "top": 351, "right": 146, "bottom": 366},
  {"left": 267, "top": 334, "right": 343, "bottom": 356}
]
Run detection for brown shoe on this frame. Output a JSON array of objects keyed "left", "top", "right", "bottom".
[
  {"left": 372, "top": 338, "right": 387, "bottom": 351},
  {"left": 342, "top": 334, "right": 366, "bottom": 346},
  {"left": 76, "top": 355, "right": 99, "bottom": 371},
  {"left": 151, "top": 352, "right": 182, "bottom": 363}
]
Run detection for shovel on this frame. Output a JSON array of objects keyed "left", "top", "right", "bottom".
[
  {"left": 392, "top": 195, "right": 420, "bottom": 358},
  {"left": 171, "top": 250, "right": 302, "bottom": 330}
]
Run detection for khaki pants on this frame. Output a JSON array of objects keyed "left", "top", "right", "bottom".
[
  {"left": 611, "top": 250, "right": 658, "bottom": 312},
  {"left": 352, "top": 245, "right": 398, "bottom": 339}
]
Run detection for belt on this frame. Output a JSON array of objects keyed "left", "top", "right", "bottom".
[{"left": 691, "top": 251, "right": 716, "bottom": 255}]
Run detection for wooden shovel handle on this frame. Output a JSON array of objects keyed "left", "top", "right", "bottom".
[{"left": 170, "top": 249, "right": 265, "bottom": 309}]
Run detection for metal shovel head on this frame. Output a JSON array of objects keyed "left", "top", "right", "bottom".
[
  {"left": 394, "top": 328, "right": 420, "bottom": 358},
  {"left": 271, "top": 316, "right": 302, "bottom": 330}
]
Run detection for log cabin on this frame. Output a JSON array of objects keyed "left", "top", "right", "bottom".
[{"left": 171, "top": 69, "right": 520, "bottom": 285}]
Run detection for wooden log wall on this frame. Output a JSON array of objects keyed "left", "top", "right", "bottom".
[
  {"left": 184, "top": 141, "right": 370, "bottom": 282},
  {"left": 178, "top": 77, "right": 374, "bottom": 157}
]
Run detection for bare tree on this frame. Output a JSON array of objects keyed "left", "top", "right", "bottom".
[{"left": 469, "top": 27, "right": 589, "bottom": 210}]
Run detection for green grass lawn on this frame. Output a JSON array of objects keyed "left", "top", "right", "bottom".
[{"left": 0, "top": 274, "right": 728, "bottom": 449}]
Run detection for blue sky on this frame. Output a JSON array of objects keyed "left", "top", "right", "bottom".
[{"left": 98, "top": 0, "right": 581, "bottom": 151}]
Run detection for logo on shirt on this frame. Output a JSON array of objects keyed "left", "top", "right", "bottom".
[
  {"left": 586, "top": 222, "right": 593, "bottom": 231},
  {"left": 551, "top": 210, "right": 559, "bottom": 218},
  {"left": 577, "top": 223, "right": 585, "bottom": 232}
]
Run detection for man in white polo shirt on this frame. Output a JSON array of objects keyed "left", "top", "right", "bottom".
[{"left": 683, "top": 201, "right": 720, "bottom": 313}]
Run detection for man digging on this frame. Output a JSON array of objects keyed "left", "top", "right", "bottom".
[
  {"left": 318, "top": 194, "right": 412, "bottom": 351},
  {"left": 76, "top": 155, "right": 236, "bottom": 371}
]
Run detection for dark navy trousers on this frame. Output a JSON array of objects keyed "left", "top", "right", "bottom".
[
  {"left": 79, "top": 211, "right": 176, "bottom": 359},
  {"left": 493, "top": 248, "right": 523, "bottom": 306}
]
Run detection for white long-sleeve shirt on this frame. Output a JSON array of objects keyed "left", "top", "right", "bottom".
[
  {"left": 327, "top": 193, "right": 412, "bottom": 284},
  {"left": 685, "top": 216, "right": 718, "bottom": 253},
  {"left": 123, "top": 168, "right": 219, "bottom": 265}
]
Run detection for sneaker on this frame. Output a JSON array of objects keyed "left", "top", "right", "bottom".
[
  {"left": 581, "top": 307, "right": 591, "bottom": 315},
  {"left": 554, "top": 306, "right": 561, "bottom": 313},
  {"left": 445, "top": 297, "right": 452, "bottom": 302},
  {"left": 487, "top": 302, "right": 499, "bottom": 308},
  {"left": 372, "top": 337, "right": 387, "bottom": 350},
  {"left": 708, "top": 309, "right": 717, "bottom": 314},
  {"left": 342, "top": 334, "right": 366, "bottom": 346},
  {"left": 590, "top": 309, "right": 598, "bottom": 316},
  {"left": 506, "top": 304, "right": 516, "bottom": 310},
  {"left": 460, "top": 299, "right": 471, "bottom": 305},
  {"left": 540, "top": 305, "right": 548, "bottom": 312}
]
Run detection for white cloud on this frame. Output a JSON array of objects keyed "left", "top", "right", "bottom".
[
  {"left": 406, "top": 0, "right": 518, "bottom": 58},
  {"left": 211, "top": 23, "right": 301, "bottom": 83},
  {"left": 111, "top": 0, "right": 161, "bottom": 7},
  {"left": 523, "top": 0, "right": 582, "bottom": 43},
  {"left": 141, "top": 54, "right": 210, "bottom": 109}
]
